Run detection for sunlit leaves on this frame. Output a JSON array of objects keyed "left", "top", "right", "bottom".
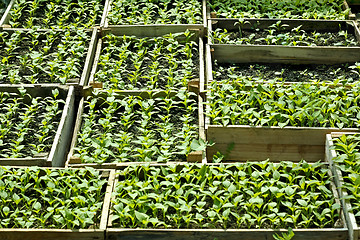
[
  {"left": 0, "top": 167, "right": 106, "bottom": 229},
  {"left": 111, "top": 161, "right": 340, "bottom": 229}
]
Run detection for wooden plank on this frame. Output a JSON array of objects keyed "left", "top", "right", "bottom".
[
  {"left": 202, "top": 0, "right": 207, "bottom": 28},
  {"left": 210, "top": 19, "right": 355, "bottom": 32},
  {"left": 211, "top": 44, "right": 360, "bottom": 64},
  {"left": 0, "top": 158, "right": 48, "bottom": 167},
  {"left": 106, "top": 228, "right": 348, "bottom": 240},
  {"left": 0, "top": 229, "right": 104, "bottom": 240},
  {"left": 100, "top": 170, "right": 116, "bottom": 230},
  {"left": 207, "top": 143, "right": 325, "bottom": 162},
  {"left": 100, "top": 0, "right": 111, "bottom": 28},
  {"left": 199, "top": 37, "right": 205, "bottom": 93},
  {"left": 80, "top": 28, "right": 99, "bottom": 86},
  {"left": 0, "top": 0, "right": 15, "bottom": 27},
  {"left": 87, "top": 38, "right": 102, "bottom": 87},
  {"left": 325, "top": 133, "right": 360, "bottom": 240},
  {"left": 206, "top": 126, "right": 360, "bottom": 162},
  {"left": 48, "top": 86, "right": 76, "bottom": 167},
  {"left": 103, "top": 25, "right": 203, "bottom": 38}
]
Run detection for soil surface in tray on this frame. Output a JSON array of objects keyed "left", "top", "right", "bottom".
[{"left": 213, "top": 62, "right": 360, "bottom": 82}]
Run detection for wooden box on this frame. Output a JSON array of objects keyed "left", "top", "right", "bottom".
[
  {"left": 0, "top": 0, "right": 107, "bottom": 29},
  {"left": 87, "top": 26, "right": 205, "bottom": 92},
  {"left": 0, "top": 167, "right": 115, "bottom": 240},
  {"left": 208, "top": 19, "right": 360, "bottom": 64},
  {"left": 102, "top": 0, "right": 206, "bottom": 30},
  {"left": 0, "top": 85, "right": 75, "bottom": 167},
  {"left": 66, "top": 90, "right": 205, "bottom": 168},
  {"left": 326, "top": 132, "right": 360, "bottom": 240},
  {"left": 0, "top": 27, "right": 97, "bottom": 86},
  {"left": 106, "top": 162, "right": 348, "bottom": 240}
]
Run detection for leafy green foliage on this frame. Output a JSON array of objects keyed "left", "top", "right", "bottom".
[
  {"left": 333, "top": 134, "right": 360, "bottom": 223},
  {"left": 108, "top": 0, "right": 202, "bottom": 25},
  {"left": 95, "top": 31, "right": 198, "bottom": 90},
  {"left": 0, "top": 167, "right": 107, "bottom": 229},
  {"left": 0, "top": 89, "right": 65, "bottom": 158},
  {"left": 208, "top": 0, "right": 349, "bottom": 19},
  {"left": 111, "top": 161, "right": 340, "bottom": 229},
  {"left": 0, "top": 29, "right": 90, "bottom": 84},
  {"left": 206, "top": 79, "right": 360, "bottom": 128},
  {"left": 74, "top": 90, "right": 199, "bottom": 163},
  {"left": 9, "top": 0, "right": 104, "bottom": 29},
  {"left": 212, "top": 21, "right": 358, "bottom": 46},
  {"left": 213, "top": 62, "right": 360, "bottom": 84}
]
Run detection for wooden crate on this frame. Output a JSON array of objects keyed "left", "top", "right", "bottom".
[
  {"left": 326, "top": 132, "right": 360, "bottom": 240},
  {"left": 208, "top": 19, "right": 360, "bottom": 64},
  {"left": 102, "top": 0, "right": 206, "bottom": 31},
  {"left": 0, "top": 84, "right": 75, "bottom": 167},
  {"left": 0, "top": 167, "right": 116, "bottom": 240},
  {"left": 0, "top": 27, "right": 97, "bottom": 86},
  {"left": 66, "top": 90, "right": 205, "bottom": 168},
  {"left": 87, "top": 26, "right": 205, "bottom": 92},
  {"left": 207, "top": 0, "right": 355, "bottom": 20},
  {"left": 106, "top": 163, "right": 348, "bottom": 240},
  {"left": 0, "top": 0, "right": 107, "bottom": 29}
]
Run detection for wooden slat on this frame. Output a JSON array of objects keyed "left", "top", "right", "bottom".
[
  {"left": 48, "top": 86, "right": 76, "bottom": 167},
  {"left": 100, "top": 0, "right": 111, "bottom": 28},
  {"left": 206, "top": 126, "right": 360, "bottom": 162},
  {"left": 80, "top": 28, "right": 99, "bottom": 86},
  {"left": 325, "top": 133, "right": 359, "bottom": 240},
  {"left": 88, "top": 38, "right": 102, "bottom": 87},
  {"left": 0, "top": 0, "right": 15, "bottom": 27},
  {"left": 100, "top": 170, "right": 116, "bottom": 230},
  {"left": 211, "top": 44, "right": 360, "bottom": 64},
  {"left": 0, "top": 229, "right": 104, "bottom": 240},
  {"left": 0, "top": 158, "right": 48, "bottom": 167},
  {"left": 106, "top": 228, "right": 348, "bottom": 240}
]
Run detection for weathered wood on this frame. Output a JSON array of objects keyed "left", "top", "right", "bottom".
[
  {"left": 206, "top": 126, "right": 360, "bottom": 162},
  {"left": 211, "top": 44, "right": 360, "bottom": 64},
  {"left": 106, "top": 228, "right": 348, "bottom": 240},
  {"left": 0, "top": 0, "right": 15, "bottom": 27},
  {"left": 325, "top": 132, "right": 360, "bottom": 240},
  {"left": 0, "top": 229, "right": 104, "bottom": 240},
  {"left": 87, "top": 38, "right": 102, "bottom": 87},
  {"left": 80, "top": 28, "right": 99, "bottom": 86},
  {"left": 48, "top": 86, "right": 76, "bottom": 167},
  {"left": 0, "top": 158, "right": 48, "bottom": 167},
  {"left": 100, "top": 0, "right": 111, "bottom": 28},
  {"left": 100, "top": 170, "right": 116, "bottom": 230},
  {"left": 210, "top": 19, "right": 356, "bottom": 32}
]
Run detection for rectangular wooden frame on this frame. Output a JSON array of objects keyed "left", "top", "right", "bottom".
[
  {"left": 326, "top": 132, "right": 360, "bottom": 240},
  {"left": 208, "top": 19, "right": 360, "bottom": 64},
  {"left": 0, "top": 27, "right": 97, "bottom": 86},
  {"left": 66, "top": 90, "right": 205, "bottom": 168},
  {"left": 106, "top": 162, "right": 348, "bottom": 240},
  {"left": 102, "top": 0, "right": 207, "bottom": 31},
  {"left": 0, "top": 84, "right": 75, "bottom": 167},
  {"left": 0, "top": 167, "right": 116, "bottom": 240}
]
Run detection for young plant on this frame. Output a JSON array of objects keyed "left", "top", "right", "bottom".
[
  {"left": 211, "top": 22, "right": 359, "bottom": 47},
  {"left": 111, "top": 161, "right": 341, "bottom": 229},
  {"left": 206, "top": 79, "right": 360, "bottom": 128},
  {"left": 0, "top": 88, "right": 65, "bottom": 158},
  {"left": 95, "top": 31, "right": 199, "bottom": 90},
  {"left": 208, "top": 0, "right": 349, "bottom": 19},
  {"left": 108, "top": 0, "right": 202, "bottom": 25},
  {"left": 0, "top": 29, "right": 90, "bottom": 84},
  {"left": 9, "top": 0, "right": 104, "bottom": 29},
  {"left": 73, "top": 89, "right": 199, "bottom": 163},
  {"left": 0, "top": 167, "right": 107, "bottom": 229}
]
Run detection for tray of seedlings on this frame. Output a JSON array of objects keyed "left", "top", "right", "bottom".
[
  {"left": 66, "top": 88, "right": 205, "bottom": 168},
  {"left": 326, "top": 132, "right": 360, "bottom": 240},
  {"left": 0, "top": 166, "right": 115, "bottom": 240},
  {"left": 0, "top": 0, "right": 107, "bottom": 29},
  {"left": 88, "top": 27, "right": 204, "bottom": 93},
  {"left": 103, "top": 0, "right": 206, "bottom": 31},
  {"left": 0, "top": 85, "right": 75, "bottom": 167},
  {"left": 208, "top": 19, "right": 360, "bottom": 64},
  {"left": 207, "top": 0, "right": 352, "bottom": 20},
  {"left": 0, "top": 27, "right": 97, "bottom": 86},
  {"left": 204, "top": 36, "right": 360, "bottom": 162},
  {"left": 106, "top": 161, "right": 347, "bottom": 240}
]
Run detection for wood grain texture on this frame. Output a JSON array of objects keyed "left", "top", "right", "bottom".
[
  {"left": 211, "top": 44, "right": 360, "bottom": 64},
  {"left": 0, "top": 229, "right": 104, "bottom": 240},
  {"left": 206, "top": 126, "right": 360, "bottom": 162},
  {"left": 106, "top": 228, "right": 348, "bottom": 240}
]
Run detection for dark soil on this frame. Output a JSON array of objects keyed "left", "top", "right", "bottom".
[{"left": 213, "top": 62, "right": 360, "bottom": 83}]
